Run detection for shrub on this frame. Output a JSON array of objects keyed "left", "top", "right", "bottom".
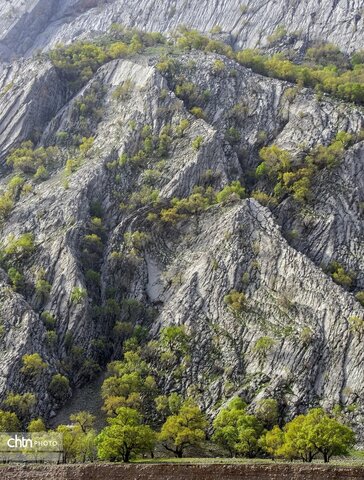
[
  {"left": 7, "top": 267, "right": 24, "bottom": 291},
  {"left": 355, "top": 291, "right": 364, "bottom": 306},
  {"left": 71, "top": 287, "right": 88, "bottom": 304},
  {"left": 48, "top": 374, "right": 70, "bottom": 402},
  {"left": 6, "top": 141, "right": 59, "bottom": 175},
  {"left": 216, "top": 181, "right": 246, "bottom": 203},
  {"left": 41, "top": 311, "right": 56, "bottom": 330},
  {"left": 4, "top": 233, "right": 35, "bottom": 257},
  {"left": 191, "top": 136, "right": 204, "bottom": 151},
  {"left": 190, "top": 107, "right": 205, "bottom": 119},
  {"left": 253, "top": 337, "right": 275, "bottom": 357},
  {"left": 21, "top": 353, "right": 47, "bottom": 377},
  {"left": 224, "top": 289, "right": 246, "bottom": 313},
  {"left": 4, "top": 393, "right": 36, "bottom": 421}
]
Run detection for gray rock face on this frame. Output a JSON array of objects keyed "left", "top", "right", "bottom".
[
  {"left": 0, "top": 44, "right": 363, "bottom": 432},
  {"left": 0, "top": 0, "right": 364, "bottom": 435},
  {"left": 0, "top": 0, "right": 363, "bottom": 63}
]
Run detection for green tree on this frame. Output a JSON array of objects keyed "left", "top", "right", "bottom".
[
  {"left": 212, "top": 398, "right": 263, "bottom": 458},
  {"left": 21, "top": 353, "right": 47, "bottom": 378},
  {"left": 48, "top": 374, "right": 70, "bottom": 403},
  {"left": 4, "top": 393, "right": 36, "bottom": 423},
  {"left": 70, "top": 411, "right": 95, "bottom": 434},
  {"left": 101, "top": 351, "right": 157, "bottom": 416},
  {"left": 259, "top": 425, "right": 284, "bottom": 459},
  {"left": 278, "top": 408, "right": 355, "bottom": 463},
  {"left": 0, "top": 410, "right": 21, "bottom": 432},
  {"left": 97, "top": 407, "right": 155, "bottom": 462},
  {"left": 28, "top": 418, "right": 46, "bottom": 432},
  {"left": 159, "top": 400, "right": 208, "bottom": 458}
]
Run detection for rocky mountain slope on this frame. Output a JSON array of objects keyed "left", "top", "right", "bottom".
[
  {"left": 0, "top": 1, "right": 363, "bottom": 434},
  {"left": 0, "top": 0, "right": 363, "bottom": 63}
]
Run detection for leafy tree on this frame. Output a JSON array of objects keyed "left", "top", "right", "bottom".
[
  {"left": 21, "top": 353, "right": 47, "bottom": 378},
  {"left": 28, "top": 418, "right": 46, "bottom": 432},
  {"left": 255, "top": 399, "right": 279, "bottom": 429},
  {"left": 57, "top": 422, "right": 97, "bottom": 463},
  {"left": 212, "top": 398, "right": 262, "bottom": 458},
  {"left": 48, "top": 374, "right": 70, "bottom": 403},
  {"left": 0, "top": 409, "right": 21, "bottom": 432},
  {"left": 159, "top": 400, "right": 208, "bottom": 458},
  {"left": 277, "top": 408, "right": 355, "bottom": 463},
  {"left": 259, "top": 425, "right": 284, "bottom": 459},
  {"left": 70, "top": 411, "right": 95, "bottom": 434},
  {"left": 4, "top": 393, "right": 36, "bottom": 423},
  {"left": 216, "top": 181, "right": 246, "bottom": 204},
  {"left": 101, "top": 351, "right": 157, "bottom": 416},
  {"left": 307, "top": 408, "right": 355, "bottom": 462},
  {"left": 97, "top": 407, "right": 155, "bottom": 462}
]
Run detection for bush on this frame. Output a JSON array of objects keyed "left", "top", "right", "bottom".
[
  {"left": 4, "top": 393, "right": 36, "bottom": 421},
  {"left": 216, "top": 181, "right": 246, "bottom": 204},
  {"left": 355, "top": 291, "right": 364, "bottom": 306},
  {"left": 224, "top": 290, "right": 246, "bottom": 313},
  {"left": 6, "top": 141, "right": 59, "bottom": 175},
  {"left": 191, "top": 136, "right": 204, "bottom": 151},
  {"left": 4, "top": 233, "right": 35, "bottom": 257},
  {"left": 71, "top": 287, "right": 88, "bottom": 304},
  {"left": 21, "top": 353, "right": 47, "bottom": 377}
]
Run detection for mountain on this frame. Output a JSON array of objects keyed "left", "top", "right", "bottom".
[
  {"left": 0, "top": 0, "right": 363, "bottom": 434},
  {"left": 0, "top": 0, "right": 363, "bottom": 63}
]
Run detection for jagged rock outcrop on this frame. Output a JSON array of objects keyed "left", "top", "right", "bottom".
[{"left": 0, "top": 0, "right": 363, "bottom": 64}]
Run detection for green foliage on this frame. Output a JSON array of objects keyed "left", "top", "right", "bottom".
[
  {"left": 277, "top": 408, "right": 355, "bottom": 463},
  {"left": 355, "top": 291, "right": 364, "bottom": 306},
  {"left": 0, "top": 409, "right": 21, "bottom": 432},
  {"left": 57, "top": 411, "right": 97, "bottom": 463},
  {"left": 48, "top": 374, "right": 70, "bottom": 403},
  {"left": 6, "top": 141, "right": 59, "bottom": 175},
  {"left": 256, "top": 132, "right": 356, "bottom": 204},
  {"left": 4, "top": 233, "right": 35, "bottom": 258},
  {"left": 212, "top": 398, "right": 263, "bottom": 458},
  {"left": 71, "top": 287, "right": 88, "bottom": 304},
  {"left": 236, "top": 46, "right": 364, "bottom": 105},
  {"left": 191, "top": 136, "right": 204, "bottom": 151},
  {"left": 253, "top": 337, "right": 276, "bottom": 358},
  {"left": 49, "top": 27, "right": 165, "bottom": 89},
  {"left": 101, "top": 350, "right": 157, "bottom": 416},
  {"left": 28, "top": 418, "right": 46, "bottom": 432},
  {"left": 224, "top": 290, "right": 246, "bottom": 314},
  {"left": 4, "top": 392, "right": 36, "bottom": 422},
  {"left": 7, "top": 267, "right": 24, "bottom": 291},
  {"left": 21, "top": 353, "right": 47, "bottom": 378},
  {"left": 267, "top": 25, "right": 287, "bottom": 44},
  {"left": 160, "top": 325, "right": 189, "bottom": 354},
  {"left": 112, "top": 79, "right": 135, "bottom": 101},
  {"left": 158, "top": 400, "right": 208, "bottom": 458},
  {"left": 255, "top": 399, "right": 279, "bottom": 429},
  {"left": 216, "top": 181, "right": 246, "bottom": 204},
  {"left": 348, "top": 316, "right": 364, "bottom": 340},
  {"left": 97, "top": 407, "right": 155, "bottom": 462},
  {"left": 41, "top": 311, "right": 56, "bottom": 330},
  {"left": 329, "top": 261, "right": 354, "bottom": 289},
  {"left": 259, "top": 425, "right": 284, "bottom": 459}
]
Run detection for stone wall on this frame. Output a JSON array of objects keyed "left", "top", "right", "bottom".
[{"left": 2, "top": 464, "right": 364, "bottom": 480}]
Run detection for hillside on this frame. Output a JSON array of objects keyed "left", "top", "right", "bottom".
[{"left": 0, "top": 0, "right": 363, "bottom": 441}]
